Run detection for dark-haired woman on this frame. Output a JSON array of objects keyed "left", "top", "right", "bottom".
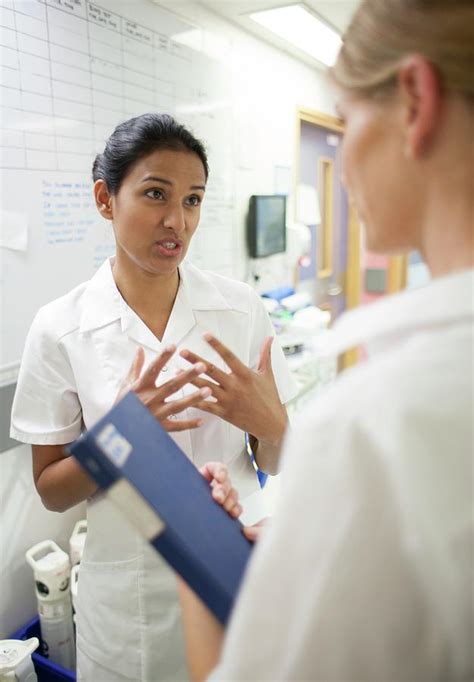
[{"left": 11, "top": 113, "right": 296, "bottom": 681}]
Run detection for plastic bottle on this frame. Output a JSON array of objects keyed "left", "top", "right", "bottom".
[
  {"left": 25, "top": 541, "right": 75, "bottom": 671},
  {"left": 69, "top": 520, "right": 87, "bottom": 567},
  {"left": 0, "top": 637, "right": 38, "bottom": 682}
]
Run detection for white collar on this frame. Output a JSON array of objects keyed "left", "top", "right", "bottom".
[
  {"left": 325, "top": 268, "right": 474, "bottom": 357},
  {"left": 79, "top": 258, "right": 234, "bottom": 336},
  {"left": 178, "top": 261, "right": 237, "bottom": 312}
]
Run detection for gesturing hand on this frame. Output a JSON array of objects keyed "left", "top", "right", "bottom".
[
  {"left": 116, "top": 345, "right": 211, "bottom": 432},
  {"left": 180, "top": 333, "right": 287, "bottom": 447}
]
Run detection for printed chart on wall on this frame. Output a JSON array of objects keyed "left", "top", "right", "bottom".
[{"left": 0, "top": 0, "right": 235, "bottom": 385}]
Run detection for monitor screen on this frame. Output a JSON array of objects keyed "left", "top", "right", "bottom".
[{"left": 247, "top": 195, "right": 286, "bottom": 258}]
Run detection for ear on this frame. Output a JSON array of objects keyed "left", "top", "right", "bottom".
[
  {"left": 94, "top": 179, "right": 114, "bottom": 221},
  {"left": 398, "top": 54, "right": 443, "bottom": 158}
]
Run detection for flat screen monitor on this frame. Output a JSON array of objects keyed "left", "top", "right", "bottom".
[{"left": 247, "top": 195, "right": 286, "bottom": 258}]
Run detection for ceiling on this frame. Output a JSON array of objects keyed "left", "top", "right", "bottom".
[{"left": 199, "top": 1, "right": 360, "bottom": 70}]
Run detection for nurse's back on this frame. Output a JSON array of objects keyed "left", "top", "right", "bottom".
[{"left": 211, "top": 269, "right": 473, "bottom": 680}]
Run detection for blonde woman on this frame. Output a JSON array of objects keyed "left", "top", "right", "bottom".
[{"left": 177, "top": 0, "right": 474, "bottom": 679}]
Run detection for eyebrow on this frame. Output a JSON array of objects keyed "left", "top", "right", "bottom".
[{"left": 141, "top": 175, "right": 206, "bottom": 191}]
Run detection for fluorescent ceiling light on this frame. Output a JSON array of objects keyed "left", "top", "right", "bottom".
[{"left": 249, "top": 4, "right": 342, "bottom": 67}]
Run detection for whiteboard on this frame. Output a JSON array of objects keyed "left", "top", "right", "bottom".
[{"left": 0, "top": 0, "right": 235, "bottom": 382}]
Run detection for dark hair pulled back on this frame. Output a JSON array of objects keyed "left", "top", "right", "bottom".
[{"left": 92, "top": 113, "right": 209, "bottom": 194}]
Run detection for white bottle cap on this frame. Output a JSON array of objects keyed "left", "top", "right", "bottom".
[
  {"left": 25, "top": 541, "right": 71, "bottom": 601},
  {"left": 0, "top": 638, "right": 39, "bottom": 674}
]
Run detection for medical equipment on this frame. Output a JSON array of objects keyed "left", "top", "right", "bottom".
[
  {"left": 280, "top": 291, "right": 312, "bottom": 312},
  {"left": 69, "top": 519, "right": 87, "bottom": 566},
  {"left": 70, "top": 565, "right": 79, "bottom": 624},
  {"left": 25, "top": 541, "right": 75, "bottom": 671},
  {"left": 0, "top": 638, "right": 38, "bottom": 682},
  {"left": 247, "top": 195, "right": 286, "bottom": 258}
]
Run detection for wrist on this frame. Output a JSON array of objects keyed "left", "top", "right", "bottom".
[{"left": 259, "top": 411, "right": 288, "bottom": 449}]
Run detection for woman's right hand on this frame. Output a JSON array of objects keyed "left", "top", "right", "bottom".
[{"left": 116, "top": 345, "right": 211, "bottom": 432}]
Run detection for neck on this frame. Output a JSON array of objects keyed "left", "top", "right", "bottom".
[
  {"left": 417, "top": 98, "right": 474, "bottom": 278},
  {"left": 419, "top": 178, "right": 473, "bottom": 279},
  {"left": 112, "top": 253, "right": 180, "bottom": 321}
]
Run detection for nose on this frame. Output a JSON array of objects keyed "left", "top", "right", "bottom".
[{"left": 162, "top": 201, "right": 186, "bottom": 233}]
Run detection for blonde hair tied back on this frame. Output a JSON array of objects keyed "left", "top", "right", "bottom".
[{"left": 330, "top": 0, "right": 474, "bottom": 99}]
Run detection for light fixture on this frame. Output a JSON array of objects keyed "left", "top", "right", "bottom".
[{"left": 249, "top": 4, "right": 342, "bottom": 67}]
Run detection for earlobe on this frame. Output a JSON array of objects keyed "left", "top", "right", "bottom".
[
  {"left": 398, "top": 54, "right": 442, "bottom": 158},
  {"left": 93, "top": 179, "right": 114, "bottom": 220}
]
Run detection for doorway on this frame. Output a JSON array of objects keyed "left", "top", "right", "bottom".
[{"left": 295, "top": 107, "right": 407, "bottom": 367}]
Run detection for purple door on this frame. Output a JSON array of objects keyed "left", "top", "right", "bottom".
[{"left": 298, "top": 120, "right": 349, "bottom": 321}]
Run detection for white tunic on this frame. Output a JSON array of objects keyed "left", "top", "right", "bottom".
[
  {"left": 210, "top": 268, "right": 473, "bottom": 681},
  {"left": 11, "top": 258, "right": 296, "bottom": 681}
]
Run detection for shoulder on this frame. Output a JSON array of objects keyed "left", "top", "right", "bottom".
[
  {"left": 287, "top": 325, "right": 472, "bottom": 475},
  {"left": 30, "top": 279, "right": 90, "bottom": 343},
  {"left": 182, "top": 262, "right": 260, "bottom": 312}
]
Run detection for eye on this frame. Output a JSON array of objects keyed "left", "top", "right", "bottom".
[
  {"left": 145, "top": 188, "right": 164, "bottom": 200},
  {"left": 185, "top": 194, "right": 202, "bottom": 207}
]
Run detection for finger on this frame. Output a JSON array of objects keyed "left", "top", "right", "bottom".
[
  {"left": 243, "top": 525, "right": 263, "bottom": 542},
  {"left": 203, "top": 333, "right": 249, "bottom": 378},
  {"left": 184, "top": 378, "right": 219, "bottom": 402},
  {"left": 210, "top": 476, "right": 231, "bottom": 499},
  {"left": 115, "top": 348, "right": 145, "bottom": 404},
  {"left": 185, "top": 377, "right": 223, "bottom": 400},
  {"left": 157, "top": 362, "right": 207, "bottom": 398},
  {"left": 193, "top": 399, "right": 225, "bottom": 417},
  {"left": 211, "top": 484, "right": 226, "bottom": 504},
  {"left": 211, "top": 481, "right": 236, "bottom": 509},
  {"left": 158, "top": 387, "right": 211, "bottom": 418},
  {"left": 257, "top": 336, "right": 274, "bottom": 373},
  {"left": 164, "top": 417, "right": 204, "bottom": 432},
  {"left": 230, "top": 503, "right": 243, "bottom": 518},
  {"left": 180, "top": 349, "right": 230, "bottom": 386},
  {"left": 222, "top": 488, "right": 239, "bottom": 513},
  {"left": 184, "top": 374, "right": 221, "bottom": 390},
  {"left": 141, "top": 345, "right": 176, "bottom": 386},
  {"left": 127, "top": 347, "right": 145, "bottom": 383},
  {"left": 200, "top": 461, "right": 228, "bottom": 484}
]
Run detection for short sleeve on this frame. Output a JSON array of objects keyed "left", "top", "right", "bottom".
[
  {"left": 10, "top": 309, "right": 82, "bottom": 444},
  {"left": 248, "top": 290, "right": 298, "bottom": 405}
]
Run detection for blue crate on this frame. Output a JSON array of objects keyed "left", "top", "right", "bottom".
[{"left": 11, "top": 616, "right": 76, "bottom": 682}]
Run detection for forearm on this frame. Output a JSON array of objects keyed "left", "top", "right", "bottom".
[
  {"left": 35, "top": 450, "right": 98, "bottom": 512},
  {"left": 177, "top": 579, "right": 224, "bottom": 682},
  {"left": 250, "top": 408, "right": 289, "bottom": 475}
]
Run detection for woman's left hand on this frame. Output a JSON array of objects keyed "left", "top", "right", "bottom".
[
  {"left": 180, "top": 334, "right": 288, "bottom": 448},
  {"left": 199, "top": 462, "right": 242, "bottom": 519}
]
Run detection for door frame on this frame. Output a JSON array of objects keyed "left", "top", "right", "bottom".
[
  {"left": 294, "top": 108, "right": 358, "bottom": 323},
  {"left": 295, "top": 107, "right": 407, "bottom": 368}
]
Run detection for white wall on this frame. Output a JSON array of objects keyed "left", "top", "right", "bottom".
[
  {"left": 158, "top": 0, "right": 337, "bottom": 290},
  {"left": 1, "top": 0, "right": 337, "bottom": 638}
]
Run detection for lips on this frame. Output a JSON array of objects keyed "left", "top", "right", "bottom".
[{"left": 155, "top": 238, "right": 183, "bottom": 257}]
